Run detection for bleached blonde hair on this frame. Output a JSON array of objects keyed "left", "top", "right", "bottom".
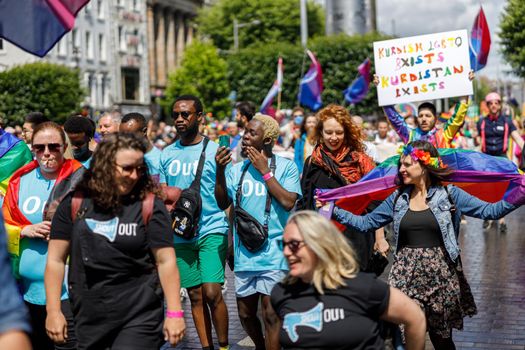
[
  {"left": 283, "top": 210, "right": 359, "bottom": 294},
  {"left": 253, "top": 113, "right": 279, "bottom": 143}
]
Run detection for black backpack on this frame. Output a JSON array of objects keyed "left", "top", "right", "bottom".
[{"left": 171, "top": 137, "right": 209, "bottom": 240}]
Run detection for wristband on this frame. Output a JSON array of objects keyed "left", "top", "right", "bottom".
[
  {"left": 166, "top": 310, "right": 184, "bottom": 318},
  {"left": 262, "top": 171, "right": 274, "bottom": 181}
]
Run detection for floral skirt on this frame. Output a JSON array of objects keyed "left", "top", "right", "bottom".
[{"left": 389, "top": 246, "right": 477, "bottom": 337}]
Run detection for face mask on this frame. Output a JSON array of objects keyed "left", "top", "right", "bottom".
[
  {"left": 294, "top": 116, "right": 304, "bottom": 125},
  {"left": 73, "top": 144, "right": 91, "bottom": 160}
]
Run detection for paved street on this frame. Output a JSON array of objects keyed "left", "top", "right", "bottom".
[{"left": 168, "top": 206, "right": 525, "bottom": 349}]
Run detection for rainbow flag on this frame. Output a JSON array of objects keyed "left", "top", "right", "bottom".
[
  {"left": 318, "top": 149, "right": 525, "bottom": 218},
  {"left": 0, "top": 0, "right": 90, "bottom": 57},
  {"left": 0, "top": 130, "right": 32, "bottom": 197}
]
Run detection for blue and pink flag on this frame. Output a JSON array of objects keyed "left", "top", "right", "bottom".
[
  {"left": 0, "top": 0, "right": 90, "bottom": 57},
  {"left": 469, "top": 6, "right": 491, "bottom": 72},
  {"left": 318, "top": 149, "right": 524, "bottom": 226},
  {"left": 298, "top": 50, "right": 323, "bottom": 111},
  {"left": 260, "top": 57, "right": 283, "bottom": 116},
  {"left": 343, "top": 58, "right": 371, "bottom": 104}
]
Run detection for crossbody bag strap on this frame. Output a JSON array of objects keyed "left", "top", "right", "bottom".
[
  {"left": 263, "top": 155, "right": 277, "bottom": 228},
  {"left": 189, "top": 137, "right": 209, "bottom": 191},
  {"left": 235, "top": 161, "right": 251, "bottom": 207}
]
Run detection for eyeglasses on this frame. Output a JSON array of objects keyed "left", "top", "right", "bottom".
[
  {"left": 278, "top": 239, "right": 306, "bottom": 254},
  {"left": 172, "top": 111, "right": 194, "bottom": 120},
  {"left": 115, "top": 163, "right": 147, "bottom": 176},
  {"left": 32, "top": 143, "right": 63, "bottom": 153},
  {"left": 487, "top": 101, "right": 501, "bottom": 106}
]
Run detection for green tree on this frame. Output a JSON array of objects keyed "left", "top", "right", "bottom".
[
  {"left": 197, "top": 0, "right": 324, "bottom": 51},
  {"left": 0, "top": 62, "right": 84, "bottom": 125},
  {"left": 226, "top": 33, "right": 388, "bottom": 116},
  {"left": 163, "top": 41, "right": 231, "bottom": 118},
  {"left": 500, "top": 0, "right": 525, "bottom": 78}
]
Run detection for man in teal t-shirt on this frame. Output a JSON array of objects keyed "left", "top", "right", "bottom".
[
  {"left": 120, "top": 113, "right": 162, "bottom": 182},
  {"left": 215, "top": 114, "right": 301, "bottom": 350},
  {"left": 159, "top": 95, "right": 230, "bottom": 350}
]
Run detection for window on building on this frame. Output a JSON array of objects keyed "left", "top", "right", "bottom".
[
  {"left": 57, "top": 38, "right": 67, "bottom": 56},
  {"left": 99, "top": 34, "right": 106, "bottom": 62},
  {"left": 117, "top": 0, "right": 125, "bottom": 8},
  {"left": 0, "top": 39, "right": 3, "bottom": 51},
  {"left": 132, "top": 0, "right": 139, "bottom": 12},
  {"left": 86, "top": 31, "right": 93, "bottom": 59},
  {"left": 97, "top": 0, "right": 104, "bottom": 19},
  {"left": 118, "top": 26, "right": 126, "bottom": 51},
  {"left": 72, "top": 29, "right": 80, "bottom": 50},
  {"left": 122, "top": 68, "right": 140, "bottom": 101}
]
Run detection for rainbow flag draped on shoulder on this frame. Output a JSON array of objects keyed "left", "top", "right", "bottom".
[
  {"left": 0, "top": 130, "right": 33, "bottom": 197},
  {"left": 318, "top": 149, "right": 525, "bottom": 217}
]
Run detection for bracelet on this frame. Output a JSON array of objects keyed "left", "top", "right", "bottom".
[
  {"left": 166, "top": 310, "right": 184, "bottom": 318},
  {"left": 262, "top": 171, "right": 274, "bottom": 181}
]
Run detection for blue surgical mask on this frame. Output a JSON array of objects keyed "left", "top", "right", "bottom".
[{"left": 294, "top": 116, "right": 304, "bottom": 125}]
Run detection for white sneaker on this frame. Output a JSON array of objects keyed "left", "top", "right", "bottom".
[
  {"left": 180, "top": 288, "right": 189, "bottom": 301},
  {"left": 221, "top": 279, "right": 228, "bottom": 294}
]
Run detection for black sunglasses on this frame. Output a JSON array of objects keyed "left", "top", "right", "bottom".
[
  {"left": 115, "top": 163, "right": 147, "bottom": 175},
  {"left": 32, "top": 143, "right": 62, "bottom": 153},
  {"left": 278, "top": 239, "right": 306, "bottom": 254},
  {"left": 172, "top": 111, "right": 197, "bottom": 120}
]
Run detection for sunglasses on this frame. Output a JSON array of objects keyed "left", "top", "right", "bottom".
[
  {"left": 278, "top": 239, "right": 306, "bottom": 254},
  {"left": 172, "top": 111, "right": 195, "bottom": 120},
  {"left": 32, "top": 143, "right": 63, "bottom": 153},
  {"left": 487, "top": 101, "right": 501, "bottom": 106},
  {"left": 115, "top": 163, "right": 147, "bottom": 176}
]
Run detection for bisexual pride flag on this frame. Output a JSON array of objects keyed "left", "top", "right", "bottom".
[
  {"left": 343, "top": 58, "right": 371, "bottom": 104},
  {"left": 260, "top": 57, "right": 284, "bottom": 115},
  {"left": 469, "top": 6, "right": 491, "bottom": 72},
  {"left": 0, "top": 0, "right": 90, "bottom": 57},
  {"left": 298, "top": 50, "right": 323, "bottom": 111},
  {"left": 318, "top": 149, "right": 525, "bottom": 220}
]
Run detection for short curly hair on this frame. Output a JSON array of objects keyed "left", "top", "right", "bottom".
[
  {"left": 315, "top": 104, "right": 364, "bottom": 153},
  {"left": 253, "top": 113, "right": 279, "bottom": 143}
]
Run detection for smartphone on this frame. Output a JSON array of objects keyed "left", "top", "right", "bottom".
[{"left": 219, "top": 135, "right": 230, "bottom": 148}]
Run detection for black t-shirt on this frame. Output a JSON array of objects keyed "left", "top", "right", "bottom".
[
  {"left": 51, "top": 193, "right": 173, "bottom": 288},
  {"left": 399, "top": 208, "right": 443, "bottom": 248},
  {"left": 271, "top": 273, "right": 390, "bottom": 350}
]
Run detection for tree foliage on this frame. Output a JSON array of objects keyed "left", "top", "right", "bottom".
[
  {"left": 163, "top": 40, "right": 231, "bottom": 118},
  {"left": 226, "top": 33, "right": 389, "bottom": 116},
  {"left": 197, "top": 0, "right": 324, "bottom": 51},
  {"left": 0, "top": 62, "right": 84, "bottom": 125},
  {"left": 500, "top": 0, "right": 525, "bottom": 78}
]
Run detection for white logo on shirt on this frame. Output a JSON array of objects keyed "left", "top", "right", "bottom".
[
  {"left": 241, "top": 180, "right": 266, "bottom": 197},
  {"left": 167, "top": 160, "right": 198, "bottom": 177},
  {"left": 22, "top": 196, "right": 46, "bottom": 215}
]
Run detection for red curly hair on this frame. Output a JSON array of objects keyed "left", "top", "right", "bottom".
[{"left": 314, "top": 104, "right": 364, "bottom": 153}]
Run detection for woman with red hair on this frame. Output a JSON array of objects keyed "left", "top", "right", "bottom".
[{"left": 298, "top": 104, "right": 387, "bottom": 271}]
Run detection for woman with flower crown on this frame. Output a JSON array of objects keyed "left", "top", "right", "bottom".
[{"left": 320, "top": 140, "right": 520, "bottom": 350}]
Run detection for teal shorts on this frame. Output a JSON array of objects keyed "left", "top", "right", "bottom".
[{"left": 175, "top": 233, "right": 228, "bottom": 289}]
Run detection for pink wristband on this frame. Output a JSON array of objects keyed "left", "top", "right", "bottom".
[
  {"left": 262, "top": 171, "right": 274, "bottom": 181},
  {"left": 166, "top": 310, "right": 184, "bottom": 318}
]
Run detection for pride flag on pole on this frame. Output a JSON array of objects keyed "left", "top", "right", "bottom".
[
  {"left": 0, "top": 0, "right": 90, "bottom": 57},
  {"left": 298, "top": 50, "right": 323, "bottom": 111},
  {"left": 469, "top": 6, "right": 491, "bottom": 72},
  {"left": 260, "top": 57, "right": 284, "bottom": 115},
  {"left": 343, "top": 58, "right": 371, "bottom": 104}
]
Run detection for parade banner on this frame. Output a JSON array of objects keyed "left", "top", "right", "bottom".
[{"left": 374, "top": 30, "right": 473, "bottom": 106}]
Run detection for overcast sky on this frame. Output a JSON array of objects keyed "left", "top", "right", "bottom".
[{"left": 375, "top": 0, "right": 514, "bottom": 81}]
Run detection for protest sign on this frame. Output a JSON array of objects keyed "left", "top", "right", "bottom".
[{"left": 374, "top": 29, "right": 473, "bottom": 106}]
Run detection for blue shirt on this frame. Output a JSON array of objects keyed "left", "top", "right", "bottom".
[
  {"left": 226, "top": 155, "right": 301, "bottom": 272},
  {"left": 17, "top": 168, "right": 68, "bottom": 305},
  {"left": 477, "top": 115, "right": 517, "bottom": 156},
  {"left": 160, "top": 138, "right": 229, "bottom": 243},
  {"left": 145, "top": 145, "right": 162, "bottom": 182},
  {"left": 0, "top": 212, "right": 31, "bottom": 334}
]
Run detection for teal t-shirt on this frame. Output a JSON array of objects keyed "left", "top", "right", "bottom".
[
  {"left": 226, "top": 155, "right": 302, "bottom": 272},
  {"left": 18, "top": 168, "right": 68, "bottom": 305},
  {"left": 159, "top": 138, "right": 229, "bottom": 243},
  {"left": 145, "top": 145, "right": 162, "bottom": 182}
]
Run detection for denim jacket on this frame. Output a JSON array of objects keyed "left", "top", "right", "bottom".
[{"left": 333, "top": 184, "right": 517, "bottom": 262}]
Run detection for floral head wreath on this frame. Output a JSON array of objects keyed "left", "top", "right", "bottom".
[{"left": 398, "top": 144, "right": 446, "bottom": 169}]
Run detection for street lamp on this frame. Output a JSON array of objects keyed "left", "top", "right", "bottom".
[{"left": 233, "top": 18, "right": 261, "bottom": 51}]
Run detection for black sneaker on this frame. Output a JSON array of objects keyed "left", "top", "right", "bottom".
[
  {"left": 482, "top": 220, "right": 491, "bottom": 229},
  {"left": 499, "top": 222, "right": 507, "bottom": 234}
]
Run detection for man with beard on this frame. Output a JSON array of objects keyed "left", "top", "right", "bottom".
[
  {"left": 64, "top": 115, "right": 95, "bottom": 167},
  {"left": 477, "top": 92, "right": 524, "bottom": 233},
  {"left": 215, "top": 114, "right": 301, "bottom": 350},
  {"left": 119, "top": 112, "right": 162, "bottom": 182},
  {"left": 159, "top": 95, "right": 230, "bottom": 350}
]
